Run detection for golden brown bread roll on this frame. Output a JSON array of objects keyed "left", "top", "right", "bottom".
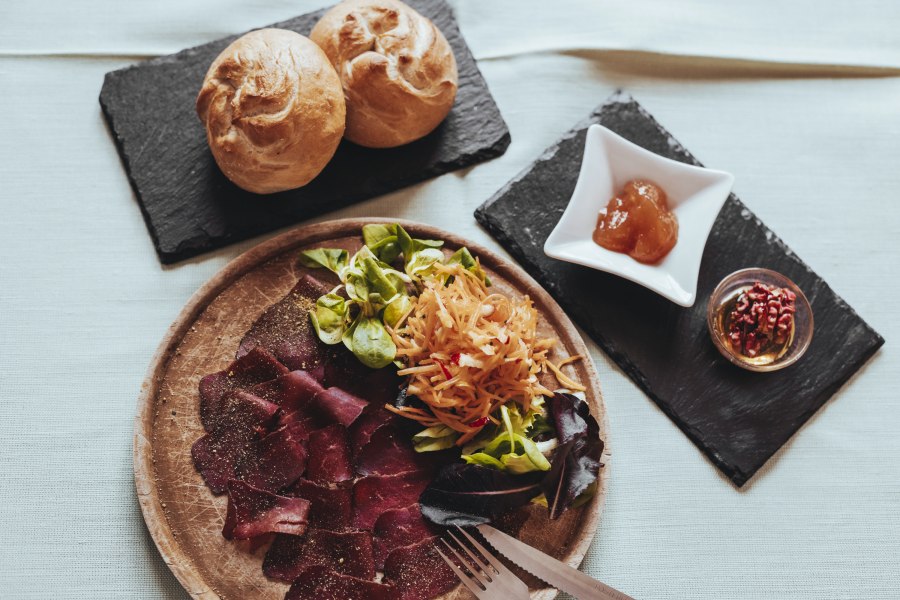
[
  {"left": 196, "top": 28, "right": 346, "bottom": 194},
  {"left": 310, "top": 0, "right": 458, "bottom": 148}
]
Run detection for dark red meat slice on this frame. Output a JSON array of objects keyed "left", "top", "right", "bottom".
[
  {"left": 210, "top": 390, "right": 279, "bottom": 435},
  {"left": 347, "top": 410, "right": 388, "bottom": 453},
  {"left": 324, "top": 350, "right": 403, "bottom": 406},
  {"left": 191, "top": 391, "right": 279, "bottom": 494},
  {"left": 311, "top": 388, "right": 367, "bottom": 427},
  {"left": 251, "top": 370, "right": 325, "bottom": 413},
  {"left": 277, "top": 411, "right": 322, "bottom": 439},
  {"left": 284, "top": 565, "right": 398, "bottom": 600},
  {"left": 352, "top": 472, "right": 433, "bottom": 530},
  {"left": 306, "top": 425, "right": 353, "bottom": 484},
  {"left": 235, "top": 424, "right": 308, "bottom": 492},
  {"left": 191, "top": 433, "right": 243, "bottom": 495},
  {"left": 263, "top": 529, "right": 375, "bottom": 582},
  {"left": 287, "top": 479, "right": 353, "bottom": 530},
  {"left": 372, "top": 505, "right": 440, "bottom": 569},
  {"left": 347, "top": 409, "right": 400, "bottom": 458},
  {"left": 383, "top": 537, "right": 457, "bottom": 600},
  {"left": 355, "top": 424, "right": 435, "bottom": 478},
  {"left": 222, "top": 480, "right": 310, "bottom": 540},
  {"left": 237, "top": 275, "right": 331, "bottom": 372},
  {"left": 199, "top": 347, "right": 288, "bottom": 431}
]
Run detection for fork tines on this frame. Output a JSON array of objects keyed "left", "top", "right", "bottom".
[{"left": 435, "top": 526, "right": 528, "bottom": 599}]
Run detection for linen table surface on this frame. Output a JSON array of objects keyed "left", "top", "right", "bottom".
[{"left": 1, "top": 1, "right": 898, "bottom": 598}]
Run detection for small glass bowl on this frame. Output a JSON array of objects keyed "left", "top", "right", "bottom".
[{"left": 706, "top": 268, "right": 814, "bottom": 372}]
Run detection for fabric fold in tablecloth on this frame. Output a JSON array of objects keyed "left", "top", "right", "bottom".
[{"left": 3, "top": 0, "right": 900, "bottom": 70}]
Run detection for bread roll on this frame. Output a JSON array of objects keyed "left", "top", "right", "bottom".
[
  {"left": 196, "top": 28, "right": 346, "bottom": 194},
  {"left": 310, "top": 0, "right": 458, "bottom": 148}
]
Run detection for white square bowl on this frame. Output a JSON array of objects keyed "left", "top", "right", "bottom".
[{"left": 543, "top": 124, "right": 735, "bottom": 307}]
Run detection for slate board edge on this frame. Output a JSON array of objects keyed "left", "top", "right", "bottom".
[
  {"left": 99, "top": 89, "right": 169, "bottom": 258},
  {"left": 98, "top": 0, "right": 511, "bottom": 264},
  {"left": 475, "top": 90, "right": 884, "bottom": 487}
]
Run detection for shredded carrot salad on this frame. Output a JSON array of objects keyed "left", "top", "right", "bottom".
[{"left": 386, "top": 262, "right": 585, "bottom": 445}]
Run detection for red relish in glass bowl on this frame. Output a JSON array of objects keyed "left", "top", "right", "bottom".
[{"left": 707, "top": 268, "right": 813, "bottom": 372}]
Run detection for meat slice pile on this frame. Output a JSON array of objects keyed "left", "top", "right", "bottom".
[{"left": 190, "top": 275, "right": 457, "bottom": 600}]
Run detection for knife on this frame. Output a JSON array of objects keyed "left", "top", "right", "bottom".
[{"left": 476, "top": 524, "right": 635, "bottom": 600}]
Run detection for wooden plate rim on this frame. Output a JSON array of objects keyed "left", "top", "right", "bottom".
[{"left": 134, "top": 218, "right": 610, "bottom": 600}]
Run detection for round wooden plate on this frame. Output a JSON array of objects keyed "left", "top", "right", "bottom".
[{"left": 135, "top": 219, "right": 610, "bottom": 600}]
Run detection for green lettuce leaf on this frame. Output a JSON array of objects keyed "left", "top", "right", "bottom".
[
  {"left": 384, "top": 295, "right": 413, "bottom": 328},
  {"left": 412, "top": 425, "right": 459, "bottom": 452},
  {"left": 384, "top": 270, "right": 411, "bottom": 296},
  {"left": 362, "top": 224, "right": 401, "bottom": 263},
  {"left": 309, "top": 293, "right": 348, "bottom": 345},
  {"left": 362, "top": 224, "right": 396, "bottom": 246},
  {"left": 445, "top": 247, "right": 491, "bottom": 286},
  {"left": 501, "top": 450, "right": 549, "bottom": 474},
  {"left": 344, "top": 269, "right": 370, "bottom": 304},
  {"left": 396, "top": 224, "right": 445, "bottom": 279},
  {"left": 530, "top": 494, "right": 549, "bottom": 507},
  {"left": 299, "top": 248, "right": 348, "bottom": 276},
  {"left": 462, "top": 453, "right": 505, "bottom": 470},
  {"left": 527, "top": 413, "right": 554, "bottom": 438},
  {"left": 459, "top": 404, "right": 552, "bottom": 474},
  {"left": 405, "top": 247, "right": 445, "bottom": 278},
  {"left": 347, "top": 316, "right": 396, "bottom": 369},
  {"left": 359, "top": 252, "right": 401, "bottom": 301}
]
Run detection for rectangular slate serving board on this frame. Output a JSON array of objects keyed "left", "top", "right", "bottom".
[
  {"left": 475, "top": 91, "right": 884, "bottom": 487},
  {"left": 100, "top": 0, "right": 510, "bottom": 264}
]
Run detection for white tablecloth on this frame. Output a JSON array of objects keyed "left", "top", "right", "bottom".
[{"left": 1, "top": 1, "right": 898, "bottom": 598}]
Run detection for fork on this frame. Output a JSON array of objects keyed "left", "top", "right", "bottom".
[{"left": 436, "top": 526, "right": 530, "bottom": 599}]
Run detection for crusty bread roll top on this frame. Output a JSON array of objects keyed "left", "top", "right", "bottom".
[
  {"left": 310, "top": 0, "right": 458, "bottom": 148},
  {"left": 196, "top": 28, "right": 346, "bottom": 194}
]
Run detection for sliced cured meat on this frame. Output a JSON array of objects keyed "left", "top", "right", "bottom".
[
  {"left": 287, "top": 479, "right": 353, "bottom": 531},
  {"left": 223, "top": 480, "right": 310, "bottom": 540},
  {"left": 352, "top": 472, "right": 432, "bottom": 530},
  {"left": 251, "top": 370, "right": 324, "bottom": 413},
  {"left": 192, "top": 432, "right": 244, "bottom": 495},
  {"left": 324, "top": 350, "right": 403, "bottom": 407},
  {"left": 235, "top": 424, "right": 308, "bottom": 493},
  {"left": 372, "top": 505, "right": 440, "bottom": 569},
  {"left": 354, "top": 424, "right": 435, "bottom": 478},
  {"left": 207, "top": 390, "right": 279, "bottom": 436},
  {"left": 306, "top": 425, "right": 353, "bottom": 484},
  {"left": 277, "top": 411, "right": 321, "bottom": 440},
  {"left": 382, "top": 537, "right": 457, "bottom": 600},
  {"left": 347, "top": 409, "right": 399, "bottom": 458},
  {"left": 284, "top": 565, "right": 398, "bottom": 600},
  {"left": 237, "top": 275, "right": 331, "bottom": 372},
  {"left": 311, "top": 388, "right": 367, "bottom": 427},
  {"left": 263, "top": 529, "right": 375, "bottom": 582},
  {"left": 199, "top": 347, "right": 288, "bottom": 431},
  {"left": 191, "top": 392, "right": 279, "bottom": 494}
]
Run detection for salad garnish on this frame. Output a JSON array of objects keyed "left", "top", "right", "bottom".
[
  {"left": 386, "top": 259, "right": 584, "bottom": 445},
  {"left": 300, "top": 224, "right": 601, "bottom": 520},
  {"left": 300, "top": 224, "right": 485, "bottom": 369},
  {"left": 419, "top": 392, "right": 604, "bottom": 525}
]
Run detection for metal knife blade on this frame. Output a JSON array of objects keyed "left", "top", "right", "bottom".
[{"left": 476, "top": 524, "right": 635, "bottom": 600}]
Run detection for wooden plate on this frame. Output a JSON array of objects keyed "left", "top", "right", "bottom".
[{"left": 134, "top": 219, "right": 611, "bottom": 600}]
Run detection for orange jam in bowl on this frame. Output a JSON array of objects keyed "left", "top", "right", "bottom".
[{"left": 592, "top": 180, "right": 678, "bottom": 264}]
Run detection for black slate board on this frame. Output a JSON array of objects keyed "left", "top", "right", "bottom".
[
  {"left": 475, "top": 91, "right": 884, "bottom": 487},
  {"left": 100, "top": 0, "right": 509, "bottom": 264}
]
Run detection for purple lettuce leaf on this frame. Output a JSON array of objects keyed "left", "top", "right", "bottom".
[
  {"left": 419, "top": 463, "right": 543, "bottom": 526},
  {"left": 542, "top": 392, "right": 604, "bottom": 519},
  {"left": 419, "top": 393, "right": 605, "bottom": 526}
]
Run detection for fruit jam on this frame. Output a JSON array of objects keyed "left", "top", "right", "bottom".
[{"left": 592, "top": 180, "right": 678, "bottom": 264}]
